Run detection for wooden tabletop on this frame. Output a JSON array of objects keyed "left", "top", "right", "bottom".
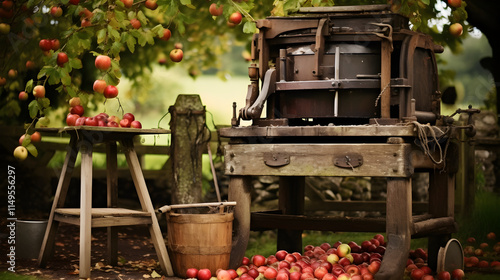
[{"left": 37, "top": 126, "right": 170, "bottom": 136}]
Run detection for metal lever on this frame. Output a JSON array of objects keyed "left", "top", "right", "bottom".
[
  {"left": 241, "top": 68, "right": 276, "bottom": 120},
  {"left": 446, "top": 105, "right": 481, "bottom": 137},
  {"left": 370, "top": 22, "right": 393, "bottom": 52}
]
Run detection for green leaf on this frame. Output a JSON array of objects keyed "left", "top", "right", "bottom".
[
  {"left": 110, "top": 41, "right": 123, "bottom": 56},
  {"left": 26, "top": 143, "right": 38, "bottom": 157},
  {"left": 38, "top": 98, "right": 51, "bottom": 109},
  {"left": 37, "top": 66, "right": 52, "bottom": 79},
  {"left": 21, "top": 134, "right": 31, "bottom": 146},
  {"left": 25, "top": 79, "right": 34, "bottom": 93},
  {"left": 243, "top": 21, "right": 256, "bottom": 34},
  {"left": 126, "top": 35, "right": 136, "bottom": 53},
  {"left": 151, "top": 24, "right": 165, "bottom": 38},
  {"left": 97, "top": 28, "right": 107, "bottom": 44},
  {"left": 180, "top": 0, "right": 191, "bottom": 5},
  {"left": 420, "top": 0, "right": 430, "bottom": 5},
  {"left": 61, "top": 71, "right": 72, "bottom": 86},
  {"left": 70, "top": 58, "right": 83, "bottom": 69},
  {"left": 108, "top": 25, "right": 121, "bottom": 40},
  {"left": 66, "top": 86, "right": 77, "bottom": 98},
  {"left": 137, "top": 10, "right": 148, "bottom": 24},
  {"left": 28, "top": 100, "right": 39, "bottom": 119}
]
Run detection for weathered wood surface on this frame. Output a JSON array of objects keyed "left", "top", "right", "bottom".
[
  {"left": 225, "top": 143, "right": 412, "bottom": 177},
  {"left": 168, "top": 95, "right": 209, "bottom": 205}
]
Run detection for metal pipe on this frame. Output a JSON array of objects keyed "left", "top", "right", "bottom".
[
  {"left": 279, "top": 49, "right": 287, "bottom": 82},
  {"left": 334, "top": 46, "right": 340, "bottom": 117}
]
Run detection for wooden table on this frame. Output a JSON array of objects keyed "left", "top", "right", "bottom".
[
  {"left": 36, "top": 127, "right": 173, "bottom": 279},
  {"left": 220, "top": 125, "right": 460, "bottom": 280}
]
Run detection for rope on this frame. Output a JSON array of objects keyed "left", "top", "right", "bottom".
[
  {"left": 410, "top": 121, "right": 451, "bottom": 167},
  {"left": 374, "top": 83, "right": 391, "bottom": 107}
]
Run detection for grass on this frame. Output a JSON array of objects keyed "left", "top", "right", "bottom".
[{"left": 0, "top": 272, "right": 46, "bottom": 280}]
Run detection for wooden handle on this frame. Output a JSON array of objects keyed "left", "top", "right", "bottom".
[{"left": 157, "top": 201, "right": 237, "bottom": 213}]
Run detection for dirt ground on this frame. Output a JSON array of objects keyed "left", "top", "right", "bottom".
[{"left": 0, "top": 222, "right": 180, "bottom": 280}]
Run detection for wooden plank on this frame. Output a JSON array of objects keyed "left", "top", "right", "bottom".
[
  {"left": 305, "top": 200, "right": 428, "bottom": 213},
  {"left": 107, "top": 142, "right": 118, "bottom": 265},
  {"left": 228, "top": 176, "right": 253, "bottom": 269},
  {"left": 79, "top": 143, "right": 93, "bottom": 279},
  {"left": 219, "top": 125, "right": 419, "bottom": 138},
  {"left": 38, "top": 137, "right": 78, "bottom": 267},
  {"left": 54, "top": 214, "right": 152, "bottom": 227},
  {"left": 122, "top": 138, "right": 174, "bottom": 276},
  {"left": 380, "top": 39, "right": 392, "bottom": 118},
  {"left": 278, "top": 177, "right": 305, "bottom": 253},
  {"left": 54, "top": 208, "right": 151, "bottom": 217},
  {"left": 225, "top": 143, "right": 412, "bottom": 177},
  {"left": 250, "top": 212, "right": 386, "bottom": 232}
]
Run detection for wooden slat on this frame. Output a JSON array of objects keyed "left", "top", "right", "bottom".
[
  {"left": 225, "top": 143, "right": 412, "bottom": 177},
  {"left": 305, "top": 200, "right": 428, "bottom": 213},
  {"left": 250, "top": 212, "right": 386, "bottom": 232},
  {"left": 55, "top": 208, "right": 151, "bottom": 217}
]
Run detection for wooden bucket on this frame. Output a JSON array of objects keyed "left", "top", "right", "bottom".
[{"left": 166, "top": 211, "right": 234, "bottom": 277}]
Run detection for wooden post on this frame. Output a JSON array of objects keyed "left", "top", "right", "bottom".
[
  {"left": 169, "top": 95, "right": 208, "bottom": 205},
  {"left": 381, "top": 40, "right": 392, "bottom": 119},
  {"left": 278, "top": 176, "right": 305, "bottom": 253}
]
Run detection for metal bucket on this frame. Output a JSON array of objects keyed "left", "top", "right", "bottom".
[{"left": 16, "top": 220, "right": 48, "bottom": 259}]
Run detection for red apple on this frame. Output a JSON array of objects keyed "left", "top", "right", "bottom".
[
  {"left": 0, "top": 77, "right": 6, "bottom": 86},
  {"left": 81, "top": 18, "right": 91, "bottom": 27},
  {"left": 367, "top": 261, "right": 380, "bottom": 274},
  {"left": 119, "top": 118, "right": 131, "bottom": 128},
  {"left": 170, "top": 48, "right": 183, "bottom": 62},
  {"left": 85, "top": 117, "right": 97, "bottom": 126},
  {"left": 351, "top": 275, "right": 362, "bottom": 280},
  {"left": 337, "top": 273, "right": 351, "bottom": 280},
  {"left": 69, "top": 0, "right": 80, "bottom": 4},
  {"left": 264, "top": 267, "right": 278, "bottom": 280},
  {"left": 33, "top": 85, "right": 46, "bottom": 98},
  {"left": 209, "top": 3, "right": 224, "bottom": 16},
  {"left": 103, "top": 85, "right": 118, "bottom": 98},
  {"left": 51, "top": 39, "right": 60, "bottom": 50},
  {"left": 121, "top": 0, "right": 133, "bottom": 8},
  {"left": 123, "top": 112, "right": 135, "bottom": 121},
  {"left": 275, "top": 250, "right": 288, "bottom": 261},
  {"left": 198, "top": 269, "right": 212, "bottom": 280},
  {"left": 466, "top": 237, "right": 476, "bottom": 243},
  {"left": 107, "top": 121, "right": 119, "bottom": 127},
  {"left": 304, "top": 245, "right": 314, "bottom": 251},
  {"left": 93, "top": 79, "right": 107, "bottom": 93},
  {"left": 345, "top": 265, "right": 360, "bottom": 276},
  {"left": 267, "top": 255, "right": 278, "bottom": 265},
  {"left": 451, "top": 269, "right": 464, "bottom": 280},
  {"left": 145, "top": 0, "right": 158, "bottom": 10},
  {"left": 227, "top": 269, "right": 238, "bottom": 279},
  {"left": 487, "top": 232, "right": 496, "bottom": 240},
  {"left": 39, "top": 39, "right": 52, "bottom": 51},
  {"left": 420, "top": 266, "right": 432, "bottom": 275},
  {"left": 289, "top": 272, "right": 301, "bottom": 280},
  {"left": 70, "top": 105, "right": 85, "bottom": 116},
  {"left": 449, "top": 23, "right": 463, "bottom": 38},
  {"left": 130, "top": 18, "right": 141, "bottom": 29},
  {"left": 75, "top": 117, "right": 86, "bottom": 126},
  {"left": 25, "top": 60, "right": 35, "bottom": 70},
  {"left": 130, "top": 120, "right": 143, "bottom": 128},
  {"left": 421, "top": 275, "right": 434, "bottom": 280},
  {"left": 361, "top": 241, "right": 372, "bottom": 252},
  {"left": 2, "top": 0, "right": 13, "bottom": 10},
  {"left": 95, "top": 55, "right": 111, "bottom": 70},
  {"left": 447, "top": 0, "right": 461, "bottom": 8},
  {"left": 218, "top": 270, "right": 232, "bottom": 280},
  {"left": 19, "top": 91, "right": 28, "bottom": 101},
  {"left": 436, "top": 271, "right": 450, "bottom": 280},
  {"left": 229, "top": 12, "right": 242, "bottom": 25},
  {"left": 320, "top": 243, "right": 332, "bottom": 252},
  {"left": 247, "top": 268, "right": 259, "bottom": 279},
  {"left": 276, "top": 272, "right": 289, "bottom": 280},
  {"left": 8, "top": 69, "right": 17, "bottom": 78},
  {"left": 160, "top": 28, "right": 171, "bottom": 41},
  {"left": 29, "top": 131, "right": 41, "bottom": 143},
  {"left": 410, "top": 269, "right": 424, "bottom": 280},
  {"left": 242, "top": 257, "right": 250, "bottom": 266},
  {"left": 186, "top": 268, "right": 199, "bottom": 278},
  {"left": 50, "top": 6, "right": 63, "bottom": 17},
  {"left": 57, "top": 52, "right": 69, "bottom": 67},
  {"left": 66, "top": 114, "right": 79, "bottom": 126}
]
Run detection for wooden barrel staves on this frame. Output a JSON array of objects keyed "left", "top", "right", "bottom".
[{"left": 166, "top": 211, "right": 234, "bottom": 277}]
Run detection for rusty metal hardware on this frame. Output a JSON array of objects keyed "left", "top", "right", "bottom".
[
  {"left": 264, "top": 153, "right": 290, "bottom": 167},
  {"left": 445, "top": 105, "right": 481, "bottom": 137},
  {"left": 313, "top": 18, "right": 329, "bottom": 77},
  {"left": 370, "top": 22, "right": 393, "bottom": 52},
  {"left": 242, "top": 68, "right": 276, "bottom": 120},
  {"left": 334, "top": 153, "right": 363, "bottom": 169}
]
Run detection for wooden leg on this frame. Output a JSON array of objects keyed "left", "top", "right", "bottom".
[
  {"left": 122, "top": 138, "right": 174, "bottom": 276},
  {"left": 228, "top": 176, "right": 252, "bottom": 269},
  {"left": 427, "top": 171, "right": 455, "bottom": 272},
  {"left": 277, "top": 176, "right": 304, "bottom": 253},
  {"left": 106, "top": 142, "right": 118, "bottom": 265},
  {"left": 79, "top": 142, "right": 93, "bottom": 280},
  {"left": 38, "top": 137, "right": 78, "bottom": 267},
  {"left": 376, "top": 178, "right": 411, "bottom": 280}
]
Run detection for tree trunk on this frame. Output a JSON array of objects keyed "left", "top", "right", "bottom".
[{"left": 168, "top": 95, "right": 209, "bottom": 205}]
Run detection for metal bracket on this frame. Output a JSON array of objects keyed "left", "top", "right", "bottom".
[
  {"left": 370, "top": 22, "right": 393, "bottom": 52},
  {"left": 264, "top": 153, "right": 290, "bottom": 167},
  {"left": 334, "top": 153, "right": 363, "bottom": 169}
]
